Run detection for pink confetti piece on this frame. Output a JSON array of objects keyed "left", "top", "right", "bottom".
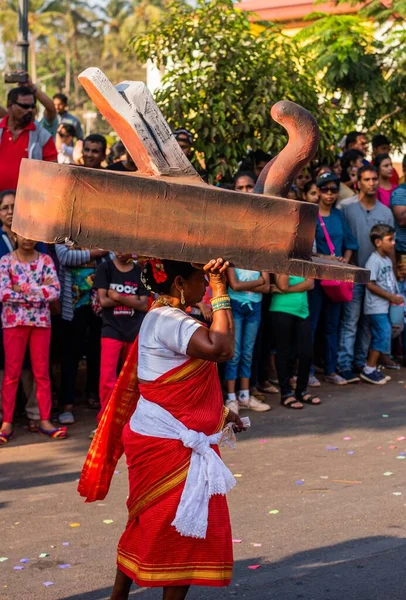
[
  {"left": 343, "top": 437, "right": 351, "bottom": 441},
  {"left": 248, "top": 565, "right": 261, "bottom": 570},
  {"left": 390, "top": 445, "right": 397, "bottom": 449},
  {"left": 232, "top": 539, "right": 242, "bottom": 544},
  {"left": 259, "top": 439, "right": 267, "bottom": 443},
  {"left": 377, "top": 446, "right": 383, "bottom": 450},
  {"left": 397, "top": 437, "right": 406, "bottom": 441},
  {"left": 43, "top": 582, "right": 54, "bottom": 587}
]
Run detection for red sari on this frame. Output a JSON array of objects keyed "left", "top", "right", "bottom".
[{"left": 78, "top": 338, "right": 233, "bottom": 588}]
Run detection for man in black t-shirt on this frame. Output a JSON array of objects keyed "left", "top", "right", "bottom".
[{"left": 93, "top": 254, "right": 148, "bottom": 424}]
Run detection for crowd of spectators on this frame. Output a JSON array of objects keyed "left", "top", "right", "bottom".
[{"left": 0, "top": 78, "right": 406, "bottom": 443}]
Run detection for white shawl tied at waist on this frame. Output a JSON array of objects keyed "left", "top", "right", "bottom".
[{"left": 130, "top": 397, "right": 236, "bottom": 539}]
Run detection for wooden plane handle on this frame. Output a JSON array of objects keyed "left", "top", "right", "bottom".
[{"left": 255, "top": 101, "right": 320, "bottom": 198}]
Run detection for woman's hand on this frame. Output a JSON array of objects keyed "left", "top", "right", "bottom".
[
  {"left": 203, "top": 258, "right": 229, "bottom": 295},
  {"left": 226, "top": 409, "right": 246, "bottom": 433},
  {"left": 197, "top": 301, "right": 212, "bottom": 321}
]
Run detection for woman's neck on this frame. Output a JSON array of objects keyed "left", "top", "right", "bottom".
[
  {"left": 155, "top": 294, "right": 185, "bottom": 311},
  {"left": 15, "top": 248, "right": 37, "bottom": 262},
  {"left": 379, "top": 176, "right": 392, "bottom": 190},
  {"left": 319, "top": 202, "right": 332, "bottom": 217}
]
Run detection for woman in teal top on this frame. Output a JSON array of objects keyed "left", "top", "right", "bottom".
[
  {"left": 224, "top": 267, "right": 271, "bottom": 413},
  {"left": 270, "top": 274, "right": 321, "bottom": 409}
]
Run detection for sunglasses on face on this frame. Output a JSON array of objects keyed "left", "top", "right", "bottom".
[
  {"left": 320, "top": 186, "right": 339, "bottom": 194},
  {"left": 14, "top": 101, "right": 36, "bottom": 110}
]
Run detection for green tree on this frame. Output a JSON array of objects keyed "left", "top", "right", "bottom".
[
  {"left": 298, "top": 2, "right": 406, "bottom": 145},
  {"left": 133, "top": 0, "right": 336, "bottom": 182}
]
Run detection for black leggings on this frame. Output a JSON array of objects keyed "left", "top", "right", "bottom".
[
  {"left": 271, "top": 311, "right": 313, "bottom": 398},
  {"left": 60, "top": 305, "right": 101, "bottom": 408}
]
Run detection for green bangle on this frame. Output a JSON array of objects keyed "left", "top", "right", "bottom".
[{"left": 212, "top": 302, "right": 231, "bottom": 313}]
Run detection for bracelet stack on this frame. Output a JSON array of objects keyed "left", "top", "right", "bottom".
[{"left": 211, "top": 294, "right": 232, "bottom": 313}]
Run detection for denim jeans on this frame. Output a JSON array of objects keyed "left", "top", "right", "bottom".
[
  {"left": 368, "top": 314, "right": 391, "bottom": 354},
  {"left": 224, "top": 299, "right": 261, "bottom": 380},
  {"left": 337, "top": 283, "right": 370, "bottom": 372},
  {"left": 309, "top": 281, "right": 342, "bottom": 375}
]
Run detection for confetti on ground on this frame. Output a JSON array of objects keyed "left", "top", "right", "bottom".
[
  {"left": 325, "top": 446, "right": 338, "bottom": 451},
  {"left": 320, "top": 476, "right": 329, "bottom": 479},
  {"left": 69, "top": 523, "right": 81, "bottom": 528},
  {"left": 399, "top": 381, "right": 405, "bottom": 384},
  {"left": 58, "top": 564, "right": 71, "bottom": 569},
  {"left": 103, "top": 519, "right": 114, "bottom": 524},
  {"left": 43, "top": 582, "right": 54, "bottom": 587},
  {"left": 234, "top": 474, "right": 243, "bottom": 478},
  {"left": 269, "top": 510, "right": 280, "bottom": 515},
  {"left": 390, "top": 445, "right": 397, "bottom": 449},
  {"left": 0, "top": 558, "right": 8, "bottom": 563},
  {"left": 259, "top": 439, "right": 267, "bottom": 443},
  {"left": 232, "top": 539, "right": 242, "bottom": 544},
  {"left": 62, "top": 542, "right": 70, "bottom": 546},
  {"left": 384, "top": 472, "right": 394, "bottom": 476},
  {"left": 114, "top": 470, "right": 120, "bottom": 475},
  {"left": 39, "top": 553, "right": 49, "bottom": 558},
  {"left": 13, "top": 566, "right": 24, "bottom": 570},
  {"left": 399, "top": 452, "right": 406, "bottom": 456},
  {"left": 295, "top": 480, "right": 304, "bottom": 485},
  {"left": 343, "top": 437, "right": 352, "bottom": 441},
  {"left": 97, "top": 503, "right": 106, "bottom": 506},
  {"left": 20, "top": 559, "right": 29, "bottom": 563},
  {"left": 377, "top": 446, "right": 383, "bottom": 450},
  {"left": 397, "top": 456, "right": 406, "bottom": 460},
  {"left": 251, "top": 543, "right": 262, "bottom": 547},
  {"left": 347, "top": 451, "right": 355, "bottom": 455},
  {"left": 303, "top": 489, "right": 332, "bottom": 493},
  {"left": 397, "top": 437, "right": 406, "bottom": 441},
  {"left": 382, "top": 414, "right": 389, "bottom": 418},
  {"left": 248, "top": 565, "right": 261, "bottom": 570},
  {"left": 393, "top": 492, "right": 402, "bottom": 496},
  {"left": 332, "top": 479, "right": 362, "bottom": 484}
]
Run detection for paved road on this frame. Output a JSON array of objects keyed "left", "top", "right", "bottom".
[{"left": 2, "top": 372, "right": 406, "bottom": 600}]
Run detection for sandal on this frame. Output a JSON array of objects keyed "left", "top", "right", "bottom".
[
  {"left": 39, "top": 426, "right": 67, "bottom": 439},
  {"left": 0, "top": 430, "right": 13, "bottom": 445},
  {"left": 87, "top": 395, "right": 101, "bottom": 410},
  {"left": 258, "top": 382, "right": 279, "bottom": 394},
  {"left": 281, "top": 395, "right": 303, "bottom": 410},
  {"left": 298, "top": 391, "right": 321, "bottom": 406},
  {"left": 28, "top": 420, "right": 40, "bottom": 433}
]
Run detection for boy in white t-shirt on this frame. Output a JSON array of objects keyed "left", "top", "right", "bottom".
[{"left": 363, "top": 224, "right": 403, "bottom": 385}]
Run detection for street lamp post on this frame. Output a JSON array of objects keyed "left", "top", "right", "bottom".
[{"left": 16, "top": 0, "right": 29, "bottom": 72}]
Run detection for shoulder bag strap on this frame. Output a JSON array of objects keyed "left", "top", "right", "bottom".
[{"left": 318, "top": 213, "right": 335, "bottom": 256}]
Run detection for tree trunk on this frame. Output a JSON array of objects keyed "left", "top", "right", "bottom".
[
  {"left": 30, "top": 33, "right": 37, "bottom": 82},
  {"left": 64, "top": 49, "right": 71, "bottom": 94}
]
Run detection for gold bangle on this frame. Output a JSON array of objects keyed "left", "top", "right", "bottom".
[{"left": 211, "top": 295, "right": 230, "bottom": 305}]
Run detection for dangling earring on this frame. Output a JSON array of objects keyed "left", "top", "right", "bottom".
[{"left": 181, "top": 289, "right": 186, "bottom": 306}]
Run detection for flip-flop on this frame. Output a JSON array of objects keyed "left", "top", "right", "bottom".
[
  {"left": 39, "top": 426, "right": 67, "bottom": 439},
  {"left": 0, "top": 431, "right": 13, "bottom": 445}
]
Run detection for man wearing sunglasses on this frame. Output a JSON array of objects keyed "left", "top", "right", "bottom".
[{"left": 0, "top": 86, "right": 57, "bottom": 192}]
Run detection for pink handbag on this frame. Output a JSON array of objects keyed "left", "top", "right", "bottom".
[{"left": 318, "top": 214, "right": 354, "bottom": 303}]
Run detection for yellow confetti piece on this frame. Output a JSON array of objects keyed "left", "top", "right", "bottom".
[
  {"left": 103, "top": 519, "right": 114, "bottom": 525},
  {"left": 233, "top": 474, "right": 243, "bottom": 478},
  {"left": 69, "top": 522, "right": 81, "bottom": 528},
  {"left": 269, "top": 509, "right": 279, "bottom": 515}
]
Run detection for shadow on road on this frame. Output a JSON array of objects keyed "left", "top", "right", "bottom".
[{"left": 60, "top": 535, "right": 406, "bottom": 600}]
